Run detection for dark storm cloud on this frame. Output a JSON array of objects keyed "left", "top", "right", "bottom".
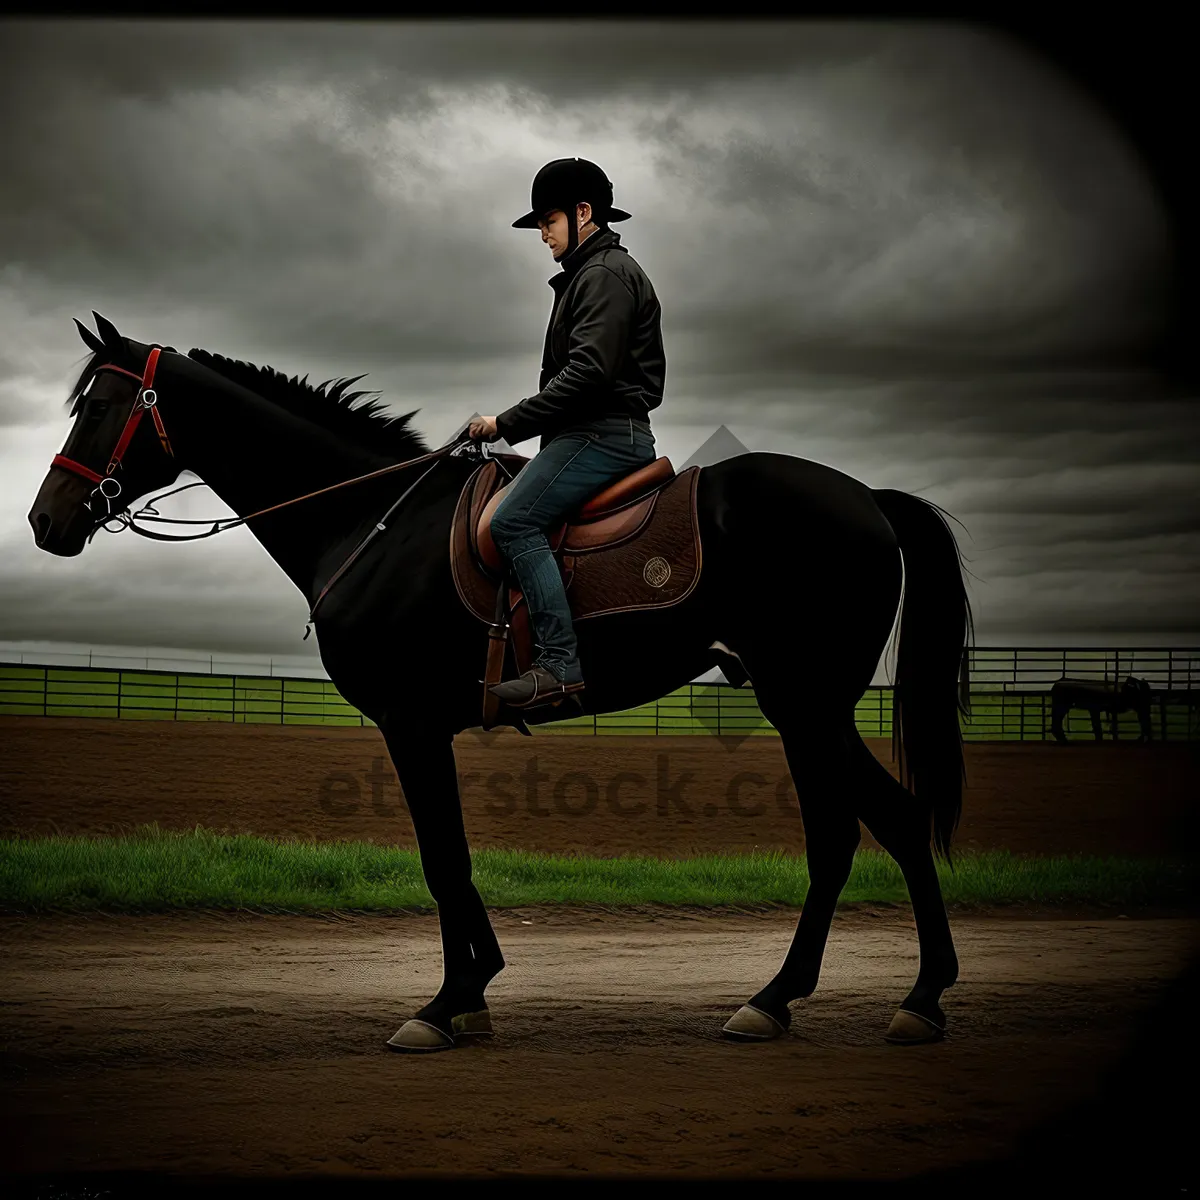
[
  {"left": 0, "top": 542, "right": 311, "bottom": 656},
  {"left": 661, "top": 380, "right": 1200, "bottom": 475},
  {"left": 0, "top": 18, "right": 1193, "bottom": 660},
  {"left": 0, "top": 71, "right": 533, "bottom": 364},
  {"left": 0, "top": 20, "right": 879, "bottom": 105},
  {"left": 0, "top": 19, "right": 1169, "bottom": 383},
  {"left": 633, "top": 25, "right": 1168, "bottom": 381},
  {"left": 957, "top": 462, "right": 1198, "bottom": 518}
]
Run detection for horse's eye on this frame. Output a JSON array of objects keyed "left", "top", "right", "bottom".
[{"left": 81, "top": 397, "right": 110, "bottom": 426}]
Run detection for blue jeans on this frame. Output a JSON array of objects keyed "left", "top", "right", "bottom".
[{"left": 489, "top": 417, "right": 657, "bottom": 684}]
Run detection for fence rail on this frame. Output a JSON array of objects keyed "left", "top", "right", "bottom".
[{"left": 1, "top": 647, "right": 1197, "bottom": 742}]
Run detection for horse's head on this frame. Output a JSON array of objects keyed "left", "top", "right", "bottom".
[
  {"left": 28, "top": 312, "right": 183, "bottom": 557},
  {"left": 1122, "top": 675, "right": 1151, "bottom": 698}
]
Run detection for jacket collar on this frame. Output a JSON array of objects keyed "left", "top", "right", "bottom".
[{"left": 549, "top": 228, "right": 623, "bottom": 288}]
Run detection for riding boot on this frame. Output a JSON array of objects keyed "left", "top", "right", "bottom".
[{"left": 489, "top": 664, "right": 585, "bottom": 710}]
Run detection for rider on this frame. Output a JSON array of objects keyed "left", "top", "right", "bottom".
[{"left": 469, "top": 157, "right": 665, "bottom": 710}]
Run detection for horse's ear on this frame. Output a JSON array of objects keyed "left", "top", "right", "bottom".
[
  {"left": 74, "top": 317, "right": 105, "bottom": 355},
  {"left": 92, "top": 311, "right": 122, "bottom": 347}
]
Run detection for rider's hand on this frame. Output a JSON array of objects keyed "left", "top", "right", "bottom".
[{"left": 468, "top": 415, "right": 500, "bottom": 442}]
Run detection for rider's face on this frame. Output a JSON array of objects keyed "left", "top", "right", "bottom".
[
  {"left": 538, "top": 210, "right": 569, "bottom": 258},
  {"left": 538, "top": 204, "right": 591, "bottom": 260}
]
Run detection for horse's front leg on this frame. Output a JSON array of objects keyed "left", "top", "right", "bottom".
[{"left": 379, "top": 715, "right": 505, "bottom": 1052}]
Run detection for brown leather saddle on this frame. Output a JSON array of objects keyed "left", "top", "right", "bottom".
[{"left": 450, "top": 451, "right": 702, "bottom": 732}]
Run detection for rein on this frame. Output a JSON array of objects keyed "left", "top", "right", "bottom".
[
  {"left": 50, "top": 346, "right": 485, "bottom": 638},
  {"left": 102, "top": 444, "right": 467, "bottom": 543}
]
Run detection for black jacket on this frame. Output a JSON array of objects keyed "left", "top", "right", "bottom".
[{"left": 495, "top": 228, "right": 666, "bottom": 449}]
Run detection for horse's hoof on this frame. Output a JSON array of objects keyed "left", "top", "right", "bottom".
[
  {"left": 722, "top": 1004, "right": 786, "bottom": 1041},
  {"left": 884, "top": 1008, "right": 946, "bottom": 1046},
  {"left": 387, "top": 1019, "right": 455, "bottom": 1053},
  {"left": 386, "top": 1008, "right": 493, "bottom": 1053}
]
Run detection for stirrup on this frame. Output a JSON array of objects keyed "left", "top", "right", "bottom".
[{"left": 490, "top": 665, "right": 584, "bottom": 708}]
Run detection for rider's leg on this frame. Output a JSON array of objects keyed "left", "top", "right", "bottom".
[{"left": 489, "top": 424, "right": 655, "bottom": 690}]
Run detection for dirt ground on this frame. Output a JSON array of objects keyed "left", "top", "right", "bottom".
[
  {"left": 2, "top": 718, "right": 1198, "bottom": 1186},
  {"left": 1, "top": 908, "right": 1197, "bottom": 1184},
  {"left": 2, "top": 718, "right": 1197, "bottom": 856}
]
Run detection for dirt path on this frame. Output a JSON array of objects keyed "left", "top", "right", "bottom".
[
  {"left": 2, "top": 910, "right": 1197, "bottom": 1181},
  {"left": 2, "top": 720, "right": 1197, "bottom": 856}
]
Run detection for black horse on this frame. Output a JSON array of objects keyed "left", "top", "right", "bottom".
[
  {"left": 1050, "top": 676, "right": 1153, "bottom": 743},
  {"left": 28, "top": 313, "right": 974, "bottom": 1050}
]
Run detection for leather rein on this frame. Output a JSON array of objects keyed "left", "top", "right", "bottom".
[{"left": 50, "top": 347, "right": 481, "bottom": 637}]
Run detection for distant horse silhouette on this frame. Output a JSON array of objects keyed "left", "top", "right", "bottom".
[
  {"left": 27, "top": 313, "right": 975, "bottom": 1053},
  {"left": 1050, "top": 676, "right": 1152, "bottom": 743}
]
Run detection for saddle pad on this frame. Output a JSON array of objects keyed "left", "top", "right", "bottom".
[{"left": 450, "top": 460, "right": 703, "bottom": 626}]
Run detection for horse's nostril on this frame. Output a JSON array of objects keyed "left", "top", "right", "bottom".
[{"left": 31, "top": 511, "right": 52, "bottom": 546}]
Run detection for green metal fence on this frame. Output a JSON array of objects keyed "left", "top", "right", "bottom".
[{"left": 1, "top": 647, "right": 1197, "bottom": 741}]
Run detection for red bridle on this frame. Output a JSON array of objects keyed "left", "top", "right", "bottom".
[{"left": 51, "top": 347, "right": 173, "bottom": 501}]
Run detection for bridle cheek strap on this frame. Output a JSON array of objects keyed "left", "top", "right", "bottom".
[{"left": 51, "top": 347, "right": 172, "bottom": 485}]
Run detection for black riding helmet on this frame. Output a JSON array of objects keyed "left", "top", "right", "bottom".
[{"left": 512, "top": 157, "right": 631, "bottom": 258}]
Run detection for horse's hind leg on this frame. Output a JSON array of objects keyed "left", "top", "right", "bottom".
[
  {"left": 720, "top": 682, "right": 861, "bottom": 1041},
  {"left": 845, "top": 730, "right": 959, "bottom": 1044}
]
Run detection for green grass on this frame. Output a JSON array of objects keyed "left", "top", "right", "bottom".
[{"left": 1, "top": 826, "right": 1195, "bottom": 915}]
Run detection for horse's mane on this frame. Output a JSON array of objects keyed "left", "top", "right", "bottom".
[{"left": 186, "top": 348, "right": 430, "bottom": 461}]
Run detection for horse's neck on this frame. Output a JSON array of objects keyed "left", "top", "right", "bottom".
[{"left": 162, "top": 362, "right": 393, "bottom": 594}]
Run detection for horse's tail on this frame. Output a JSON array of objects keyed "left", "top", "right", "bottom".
[{"left": 872, "top": 489, "right": 975, "bottom": 862}]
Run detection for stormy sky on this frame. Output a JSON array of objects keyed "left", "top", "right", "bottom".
[{"left": 1, "top": 18, "right": 1196, "bottom": 676}]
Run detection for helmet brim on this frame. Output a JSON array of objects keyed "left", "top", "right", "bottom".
[{"left": 511, "top": 205, "right": 632, "bottom": 229}]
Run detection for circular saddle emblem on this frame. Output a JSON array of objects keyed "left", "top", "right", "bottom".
[{"left": 643, "top": 556, "right": 671, "bottom": 588}]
